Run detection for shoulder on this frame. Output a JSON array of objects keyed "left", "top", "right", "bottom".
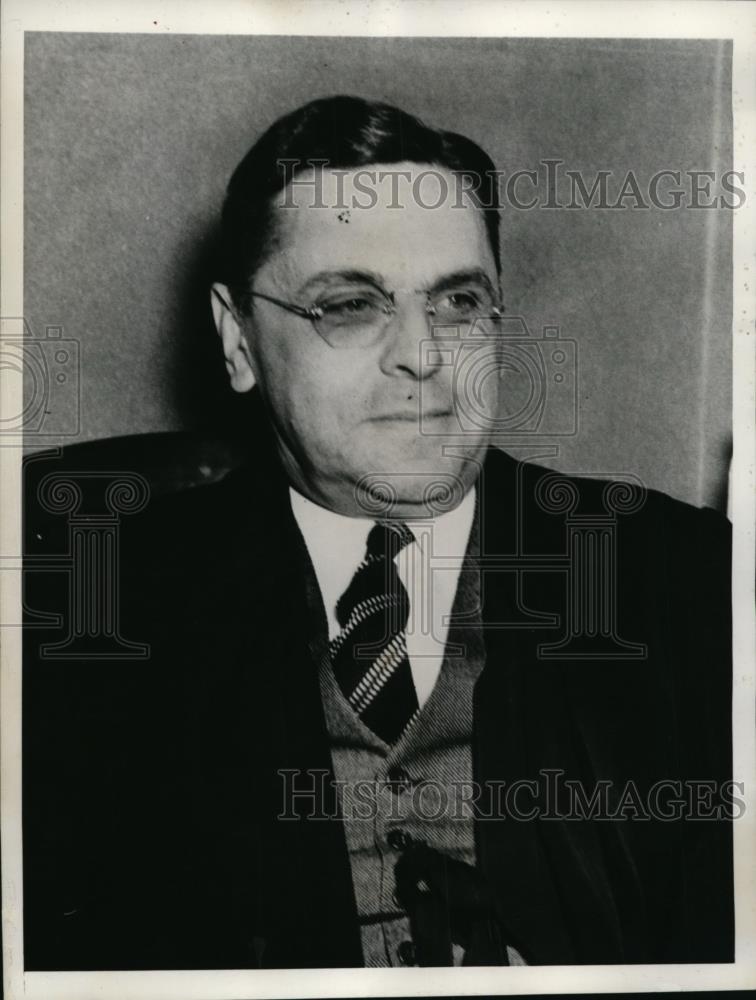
[
  {"left": 119, "top": 460, "right": 292, "bottom": 583},
  {"left": 482, "top": 446, "right": 730, "bottom": 557}
]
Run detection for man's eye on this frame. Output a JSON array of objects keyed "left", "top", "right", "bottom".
[
  {"left": 436, "top": 290, "right": 483, "bottom": 316},
  {"left": 319, "top": 295, "right": 380, "bottom": 317}
]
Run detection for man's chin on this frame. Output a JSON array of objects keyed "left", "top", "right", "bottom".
[{"left": 350, "top": 450, "right": 484, "bottom": 519}]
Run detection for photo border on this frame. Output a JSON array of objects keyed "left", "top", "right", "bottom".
[{"left": 2, "top": 2, "right": 754, "bottom": 997}]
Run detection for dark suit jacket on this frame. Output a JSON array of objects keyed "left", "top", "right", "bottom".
[{"left": 23, "top": 409, "right": 733, "bottom": 970}]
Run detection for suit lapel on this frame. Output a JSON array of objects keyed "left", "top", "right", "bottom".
[{"left": 474, "top": 449, "right": 628, "bottom": 963}]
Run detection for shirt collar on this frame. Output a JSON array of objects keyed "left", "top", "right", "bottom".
[{"left": 289, "top": 485, "right": 476, "bottom": 639}]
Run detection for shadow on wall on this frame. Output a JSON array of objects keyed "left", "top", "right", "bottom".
[
  {"left": 168, "top": 221, "right": 258, "bottom": 448},
  {"left": 714, "top": 435, "right": 733, "bottom": 516}
]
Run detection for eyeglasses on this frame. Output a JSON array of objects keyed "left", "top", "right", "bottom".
[{"left": 247, "top": 281, "right": 504, "bottom": 349}]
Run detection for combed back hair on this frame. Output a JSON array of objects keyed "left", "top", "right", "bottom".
[{"left": 218, "top": 95, "right": 501, "bottom": 314}]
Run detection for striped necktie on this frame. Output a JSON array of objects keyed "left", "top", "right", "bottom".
[{"left": 329, "top": 521, "right": 419, "bottom": 744}]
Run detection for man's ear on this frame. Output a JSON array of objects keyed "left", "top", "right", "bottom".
[{"left": 210, "top": 283, "right": 257, "bottom": 393}]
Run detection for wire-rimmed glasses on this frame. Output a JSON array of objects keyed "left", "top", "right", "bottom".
[{"left": 247, "top": 278, "right": 504, "bottom": 349}]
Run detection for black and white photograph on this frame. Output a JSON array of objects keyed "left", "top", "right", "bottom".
[{"left": 2, "top": 2, "right": 754, "bottom": 998}]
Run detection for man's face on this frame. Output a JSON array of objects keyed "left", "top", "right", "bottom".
[{"left": 217, "top": 163, "right": 501, "bottom": 518}]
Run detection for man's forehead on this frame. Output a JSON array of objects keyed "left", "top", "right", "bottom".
[{"left": 266, "top": 162, "right": 494, "bottom": 289}]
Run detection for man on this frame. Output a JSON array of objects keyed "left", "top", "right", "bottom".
[{"left": 23, "top": 96, "right": 733, "bottom": 970}]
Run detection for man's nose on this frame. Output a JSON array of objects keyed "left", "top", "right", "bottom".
[{"left": 378, "top": 297, "right": 441, "bottom": 380}]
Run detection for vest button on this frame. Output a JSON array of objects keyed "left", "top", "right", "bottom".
[
  {"left": 397, "top": 940, "right": 416, "bottom": 966},
  {"left": 387, "top": 828, "right": 412, "bottom": 851}
]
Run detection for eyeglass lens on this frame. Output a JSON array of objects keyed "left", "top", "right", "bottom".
[{"left": 312, "top": 284, "right": 502, "bottom": 348}]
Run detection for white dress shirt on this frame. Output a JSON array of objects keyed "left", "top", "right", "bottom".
[{"left": 289, "top": 486, "right": 476, "bottom": 708}]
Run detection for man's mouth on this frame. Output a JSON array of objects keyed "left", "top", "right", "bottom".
[{"left": 370, "top": 408, "right": 452, "bottom": 423}]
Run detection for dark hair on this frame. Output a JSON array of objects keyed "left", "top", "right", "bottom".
[{"left": 218, "top": 95, "right": 501, "bottom": 314}]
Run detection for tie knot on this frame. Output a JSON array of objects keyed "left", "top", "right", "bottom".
[{"left": 366, "top": 521, "right": 415, "bottom": 560}]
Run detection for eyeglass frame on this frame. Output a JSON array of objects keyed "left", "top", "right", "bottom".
[{"left": 245, "top": 284, "right": 506, "bottom": 347}]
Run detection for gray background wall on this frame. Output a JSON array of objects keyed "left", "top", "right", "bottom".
[{"left": 24, "top": 34, "right": 732, "bottom": 510}]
